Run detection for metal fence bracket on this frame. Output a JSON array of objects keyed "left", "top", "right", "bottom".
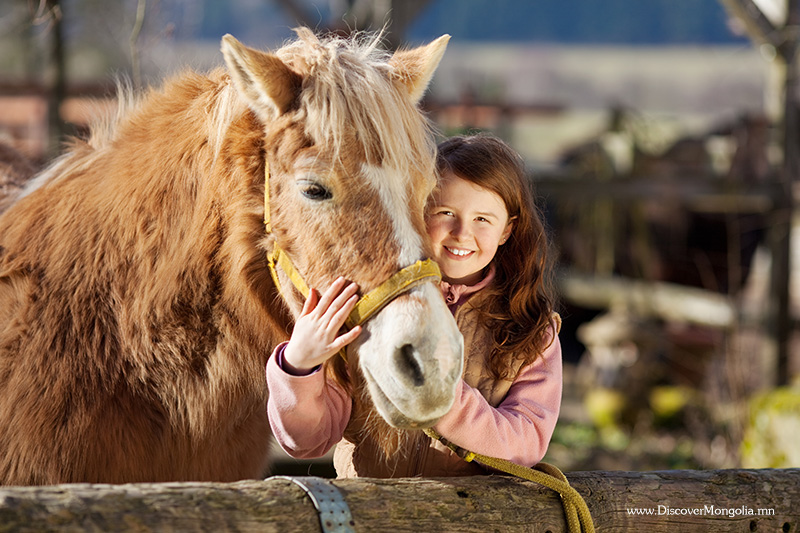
[{"left": 272, "top": 476, "right": 355, "bottom": 533}]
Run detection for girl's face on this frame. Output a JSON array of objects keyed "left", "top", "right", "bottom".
[{"left": 427, "top": 171, "right": 514, "bottom": 285}]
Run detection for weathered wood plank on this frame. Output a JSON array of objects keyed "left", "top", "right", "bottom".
[{"left": 0, "top": 469, "right": 797, "bottom": 532}]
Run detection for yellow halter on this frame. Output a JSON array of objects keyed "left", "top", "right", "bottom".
[{"left": 263, "top": 160, "right": 442, "bottom": 331}]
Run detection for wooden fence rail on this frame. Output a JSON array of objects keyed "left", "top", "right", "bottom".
[{"left": 0, "top": 469, "right": 797, "bottom": 532}]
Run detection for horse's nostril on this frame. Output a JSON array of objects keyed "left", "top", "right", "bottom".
[{"left": 397, "top": 343, "right": 425, "bottom": 387}]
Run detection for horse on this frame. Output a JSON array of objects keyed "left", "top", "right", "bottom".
[{"left": 0, "top": 28, "right": 462, "bottom": 485}]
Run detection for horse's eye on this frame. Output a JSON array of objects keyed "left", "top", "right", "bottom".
[{"left": 301, "top": 183, "right": 332, "bottom": 201}]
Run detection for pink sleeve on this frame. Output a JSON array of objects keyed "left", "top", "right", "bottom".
[
  {"left": 432, "top": 329, "right": 563, "bottom": 467},
  {"left": 266, "top": 342, "right": 352, "bottom": 459}
]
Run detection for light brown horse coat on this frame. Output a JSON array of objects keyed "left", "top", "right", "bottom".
[{"left": 0, "top": 29, "right": 459, "bottom": 485}]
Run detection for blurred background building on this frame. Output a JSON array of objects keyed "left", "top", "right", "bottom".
[{"left": 0, "top": 0, "right": 768, "bottom": 163}]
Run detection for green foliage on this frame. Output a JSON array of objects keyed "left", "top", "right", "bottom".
[
  {"left": 740, "top": 387, "right": 800, "bottom": 468},
  {"left": 583, "top": 387, "right": 626, "bottom": 429}
]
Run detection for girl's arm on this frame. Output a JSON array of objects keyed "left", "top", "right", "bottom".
[
  {"left": 266, "top": 342, "right": 351, "bottom": 458},
  {"left": 266, "top": 277, "right": 361, "bottom": 459},
  {"left": 432, "top": 326, "right": 563, "bottom": 467}
]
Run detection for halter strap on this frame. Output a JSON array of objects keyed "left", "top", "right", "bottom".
[
  {"left": 264, "top": 159, "right": 309, "bottom": 298},
  {"left": 344, "top": 259, "right": 440, "bottom": 329},
  {"left": 264, "top": 159, "right": 441, "bottom": 330}
]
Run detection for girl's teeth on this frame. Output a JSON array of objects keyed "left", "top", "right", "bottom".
[{"left": 447, "top": 247, "right": 470, "bottom": 256}]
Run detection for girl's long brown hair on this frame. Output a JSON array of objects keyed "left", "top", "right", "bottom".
[{"left": 436, "top": 134, "right": 557, "bottom": 379}]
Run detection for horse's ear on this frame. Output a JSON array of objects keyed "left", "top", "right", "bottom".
[
  {"left": 221, "top": 34, "right": 301, "bottom": 118},
  {"left": 389, "top": 34, "right": 450, "bottom": 104}
]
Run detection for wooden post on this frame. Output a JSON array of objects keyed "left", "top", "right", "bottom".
[
  {"left": 719, "top": 0, "right": 798, "bottom": 385},
  {"left": 0, "top": 469, "right": 797, "bottom": 532},
  {"left": 44, "top": 0, "right": 66, "bottom": 160},
  {"left": 772, "top": 0, "right": 799, "bottom": 386}
]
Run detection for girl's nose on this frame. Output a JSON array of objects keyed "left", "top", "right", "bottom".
[{"left": 449, "top": 219, "right": 469, "bottom": 240}]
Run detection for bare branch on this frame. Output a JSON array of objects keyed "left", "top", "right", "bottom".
[
  {"left": 130, "top": 0, "right": 146, "bottom": 90},
  {"left": 273, "top": 0, "right": 319, "bottom": 29},
  {"left": 719, "top": 0, "right": 782, "bottom": 48}
]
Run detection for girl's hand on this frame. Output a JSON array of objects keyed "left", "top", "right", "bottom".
[{"left": 282, "top": 277, "right": 362, "bottom": 375}]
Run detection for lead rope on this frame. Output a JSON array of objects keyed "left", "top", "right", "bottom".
[{"left": 424, "top": 428, "right": 595, "bottom": 533}]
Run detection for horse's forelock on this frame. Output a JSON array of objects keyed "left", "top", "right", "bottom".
[{"left": 276, "top": 29, "right": 437, "bottom": 183}]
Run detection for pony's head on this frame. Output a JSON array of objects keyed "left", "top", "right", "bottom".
[{"left": 222, "top": 29, "right": 462, "bottom": 428}]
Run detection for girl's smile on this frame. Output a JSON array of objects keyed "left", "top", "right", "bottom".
[
  {"left": 427, "top": 171, "right": 514, "bottom": 285},
  {"left": 444, "top": 246, "right": 473, "bottom": 257}
]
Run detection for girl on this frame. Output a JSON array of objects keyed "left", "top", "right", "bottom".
[{"left": 266, "top": 133, "right": 562, "bottom": 477}]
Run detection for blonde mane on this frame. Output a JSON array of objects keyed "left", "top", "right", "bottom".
[
  {"left": 21, "top": 73, "right": 246, "bottom": 202},
  {"left": 30, "top": 30, "right": 436, "bottom": 199}
]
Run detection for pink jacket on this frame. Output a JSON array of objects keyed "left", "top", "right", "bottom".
[{"left": 266, "top": 281, "right": 563, "bottom": 475}]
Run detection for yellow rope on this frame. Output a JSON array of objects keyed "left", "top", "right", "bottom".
[{"left": 424, "top": 428, "right": 594, "bottom": 533}]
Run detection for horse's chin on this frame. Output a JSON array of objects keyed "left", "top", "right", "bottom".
[{"left": 361, "top": 365, "right": 455, "bottom": 429}]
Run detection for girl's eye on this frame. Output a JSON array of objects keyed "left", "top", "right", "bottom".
[{"left": 301, "top": 183, "right": 332, "bottom": 201}]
